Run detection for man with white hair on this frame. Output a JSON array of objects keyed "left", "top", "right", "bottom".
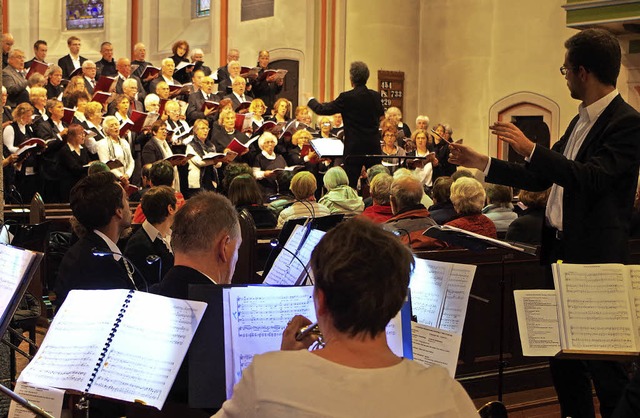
[
  {"left": 149, "top": 58, "right": 181, "bottom": 99},
  {"left": 3, "top": 49, "right": 29, "bottom": 107},
  {"left": 214, "top": 48, "right": 240, "bottom": 83},
  {"left": 2, "top": 33, "right": 14, "bottom": 68},
  {"left": 131, "top": 42, "right": 158, "bottom": 92},
  {"left": 190, "top": 48, "right": 212, "bottom": 77},
  {"left": 114, "top": 57, "right": 145, "bottom": 101},
  {"left": 81, "top": 60, "right": 97, "bottom": 95}
]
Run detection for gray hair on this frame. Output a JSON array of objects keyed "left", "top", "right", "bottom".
[
  {"left": 349, "top": 61, "right": 370, "bottom": 86},
  {"left": 390, "top": 175, "right": 423, "bottom": 210}
]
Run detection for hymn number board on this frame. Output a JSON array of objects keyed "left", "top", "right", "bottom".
[{"left": 378, "top": 70, "right": 405, "bottom": 113}]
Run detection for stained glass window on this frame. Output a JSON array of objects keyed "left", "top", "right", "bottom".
[
  {"left": 195, "top": 0, "right": 211, "bottom": 18},
  {"left": 65, "top": 0, "right": 104, "bottom": 30}
]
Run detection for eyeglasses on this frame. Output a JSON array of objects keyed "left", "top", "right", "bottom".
[{"left": 559, "top": 65, "right": 576, "bottom": 76}]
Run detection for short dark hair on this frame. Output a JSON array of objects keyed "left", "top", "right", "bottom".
[
  {"left": 310, "top": 218, "right": 414, "bottom": 338},
  {"left": 150, "top": 120, "right": 165, "bottom": 135},
  {"left": 432, "top": 176, "right": 453, "bottom": 204},
  {"left": 228, "top": 174, "right": 263, "bottom": 206},
  {"left": 349, "top": 61, "right": 370, "bottom": 86},
  {"left": 141, "top": 186, "right": 177, "bottom": 224},
  {"left": 172, "top": 191, "right": 239, "bottom": 253},
  {"left": 222, "top": 163, "right": 253, "bottom": 193},
  {"left": 150, "top": 161, "right": 174, "bottom": 187},
  {"left": 486, "top": 183, "right": 513, "bottom": 206},
  {"left": 33, "top": 40, "right": 47, "bottom": 50},
  {"left": 564, "top": 28, "right": 621, "bottom": 87},
  {"left": 70, "top": 172, "right": 123, "bottom": 230},
  {"left": 67, "top": 90, "right": 91, "bottom": 108}
]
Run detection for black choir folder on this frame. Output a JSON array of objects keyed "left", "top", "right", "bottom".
[
  {"left": 514, "top": 263, "right": 640, "bottom": 359},
  {"left": 17, "top": 289, "right": 207, "bottom": 409}
]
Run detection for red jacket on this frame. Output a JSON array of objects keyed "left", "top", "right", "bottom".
[{"left": 361, "top": 204, "right": 394, "bottom": 223}]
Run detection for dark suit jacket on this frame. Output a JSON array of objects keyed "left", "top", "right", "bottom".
[
  {"left": 33, "top": 117, "right": 67, "bottom": 141},
  {"left": 308, "top": 84, "right": 385, "bottom": 156},
  {"left": 55, "top": 231, "right": 135, "bottom": 306},
  {"left": 486, "top": 94, "right": 640, "bottom": 265},
  {"left": 114, "top": 75, "right": 146, "bottom": 102},
  {"left": 504, "top": 207, "right": 545, "bottom": 245},
  {"left": 124, "top": 226, "right": 174, "bottom": 286},
  {"left": 141, "top": 138, "right": 166, "bottom": 165},
  {"left": 83, "top": 77, "right": 95, "bottom": 96},
  {"left": 186, "top": 90, "right": 216, "bottom": 125},
  {"left": 224, "top": 92, "right": 251, "bottom": 111},
  {"left": 57, "top": 54, "right": 87, "bottom": 80}
]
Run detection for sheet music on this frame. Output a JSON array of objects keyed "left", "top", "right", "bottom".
[
  {"left": 439, "top": 264, "right": 476, "bottom": 334},
  {"left": 513, "top": 290, "right": 561, "bottom": 357},
  {"left": 411, "top": 322, "right": 461, "bottom": 378},
  {"left": 553, "top": 263, "right": 638, "bottom": 352},
  {"left": 18, "top": 290, "right": 127, "bottom": 392},
  {"left": 628, "top": 265, "right": 640, "bottom": 340},
  {"left": 263, "top": 225, "right": 325, "bottom": 286},
  {"left": 8, "top": 381, "right": 64, "bottom": 418},
  {"left": 0, "top": 244, "right": 38, "bottom": 326},
  {"left": 223, "top": 286, "right": 317, "bottom": 395},
  {"left": 408, "top": 258, "right": 451, "bottom": 327},
  {"left": 89, "top": 290, "right": 207, "bottom": 409},
  {"left": 385, "top": 310, "right": 405, "bottom": 358}
]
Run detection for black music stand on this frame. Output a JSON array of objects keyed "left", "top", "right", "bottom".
[{"left": 423, "top": 225, "right": 537, "bottom": 401}]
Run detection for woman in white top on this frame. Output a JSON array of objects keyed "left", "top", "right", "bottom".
[
  {"left": 214, "top": 218, "right": 478, "bottom": 417},
  {"left": 97, "top": 115, "right": 134, "bottom": 184},
  {"left": 185, "top": 119, "right": 221, "bottom": 196}
]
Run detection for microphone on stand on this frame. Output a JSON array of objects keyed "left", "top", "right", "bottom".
[
  {"left": 91, "top": 247, "right": 149, "bottom": 292},
  {"left": 146, "top": 254, "right": 162, "bottom": 284},
  {"left": 269, "top": 238, "right": 313, "bottom": 286}
]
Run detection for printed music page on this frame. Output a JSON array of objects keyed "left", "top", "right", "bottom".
[
  {"left": 18, "top": 289, "right": 127, "bottom": 391},
  {"left": 89, "top": 290, "right": 207, "bottom": 409},
  {"left": 408, "top": 258, "right": 451, "bottom": 327},
  {"left": 553, "top": 263, "right": 638, "bottom": 352},
  {"left": 8, "top": 381, "right": 64, "bottom": 418},
  {"left": 628, "top": 265, "right": 640, "bottom": 340},
  {"left": 411, "top": 322, "right": 461, "bottom": 378},
  {"left": 223, "top": 286, "right": 317, "bottom": 395},
  {"left": 263, "top": 225, "right": 324, "bottom": 286},
  {"left": 0, "top": 244, "right": 39, "bottom": 327},
  {"left": 439, "top": 264, "right": 476, "bottom": 334},
  {"left": 513, "top": 290, "right": 561, "bottom": 357}
]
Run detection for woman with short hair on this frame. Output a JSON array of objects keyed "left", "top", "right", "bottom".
[
  {"left": 446, "top": 177, "right": 497, "bottom": 238},
  {"left": 277, "top": 171, "right": 330, "bottom": 227}
]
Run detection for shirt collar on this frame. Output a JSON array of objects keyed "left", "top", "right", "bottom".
[
  {"left": 93, "top": 229, "right": 122, "bottom": 261},
  {"left": 261, "top": 150, "right": 276, "bottom": 160},
  {"left": 578, "top": 89, "right": 618, "bottom": 123},
  {"left": 142, "top": 220, "right": 162, "bottom": 243}
]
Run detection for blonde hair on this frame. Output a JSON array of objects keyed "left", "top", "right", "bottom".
[
  {"left": 290, "top": 171, "right": 317, "bottom": 200},
  {"left": 83, "top": 101, "right": 103, "bottom": 120},
  {"left": 450, "top": 177, "right": 486, "bottom": 215},
  {"left": 292, "top": 129, "right": 312, "bottom": 146}
]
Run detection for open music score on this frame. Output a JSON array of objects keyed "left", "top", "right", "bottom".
[
  {"left": 514, "top": 263, "right": 640, "bottom": 358},
  {"left": 17, "top": 289, "right": 207, "bottom": 410}
]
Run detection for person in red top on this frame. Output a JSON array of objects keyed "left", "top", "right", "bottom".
[
  {"left": 132, "top": 161, "right": 185, "bottom": 223},
  {"left": 361, "top": 173, "right": 394, "bottom": 223},
  {"left": 445, "top": 177, "right": 497, "bottom": 238}
]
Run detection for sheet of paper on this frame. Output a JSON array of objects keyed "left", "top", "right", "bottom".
[
  {"left": 554, "top": 263, "right": 637, "bottom": 352},
  {"left": 627, "top": 265, "right": 640, "bottom": 341},
  {"left": 8, "top": 381, "right": 65, "bottom": 418},
  {"left": 89, "top": 291, "right": 207, "bottom": 409},
  {"left": 411, "top": 322, "right": 461, "bottom": 378},
  {"left": 439, "top": 264, "right": 476, "bottom": 334},
  {"left": 263, "top": 225, "right": 324, "bottom": 286},
  {"left": 513, "top": 290, "right": 560, "bottom": 357},
  {"left": 224, "top": 286, "right": 317, "bottom": 393},
  {"left": 18, "top": 289, "right": 127, "bottom": 392},
  {"left": 0, "top": 244, "right": 39, "bottom": 327},
  {"left": 385, "top": 310, "right": 405, "bottom": 358},
  {"left": 408, "top": 258, "right": 451, "bottom": 327}
]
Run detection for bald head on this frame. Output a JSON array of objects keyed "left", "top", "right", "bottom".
[
  {"left": 390, "top": 175, "right": 424, "bottom": 213},
  {"left": 116, "top": 57, "right": 132, "bottom": 77}
]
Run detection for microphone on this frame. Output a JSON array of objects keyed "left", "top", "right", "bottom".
[
  {"left": 146, "top": 254, "right": 162, "bottom": 285},
  {"left": 269, "top": 238, "right": 313, "bottom": 286},
  {"left": 91, "top": 247, "right": 149, "bottom": 292},
  {"left": 391, "top": 227, "right": 413, "bottom": 248}
]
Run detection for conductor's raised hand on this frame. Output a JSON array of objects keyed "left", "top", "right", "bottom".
[
  {"left": 489, "top": 121, "right": 534, "bottom": 157},
  {"left": 281, "top": 315, "right": 317, "bottom": 351},
  {"left": 448, "top": 142, "right": 490, "bottom": 171}
]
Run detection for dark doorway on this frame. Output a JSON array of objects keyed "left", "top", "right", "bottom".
[
  {"left": 271, "top": 59, "right": 299, "bottom": 111},
  {"left": 510, "top": 116, "right": 551, "bottom": 165}
]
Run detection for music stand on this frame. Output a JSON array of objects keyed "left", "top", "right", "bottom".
[{"left": 423, "top": 225, "right": 538, "bottom": 401}]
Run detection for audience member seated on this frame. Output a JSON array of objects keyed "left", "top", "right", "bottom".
[
  {"left": 97, "top": 115, "right": 135, "bottom": 186},
  {"left": 228, "top": 174, "right": 278, "bottom": 228},
  {"left": 252, "top": 131, "right": 287, "bottom": 198},
  {"left": 428, "top": 176, "right": 458, "bottom": 225},
  {"left": 185, "top": 119, "right": 220, "bottom": 197},
  {"left": 57, "top": 124, "right": 91, "bottom": 202},
  {"left": 505, "top": 188, "right": 550, "bottom": 245},
  {"left": 213, "top": 218, "right": 477, "bottom": 417},
  {"left": 361, "top": 173, "right": 394, "bottom": 223},
  {"left": 482, "top": 183, "right": 518, "bottom": 233},
  {"left": 151, "top": 192, "right": 240, "bottom": 417},
  {"left": 446, "top": 177, "right": 497, "bottom": 238},
  {"left": 362, "top": 164, "right": 391, "bottom": 208},
  {"left": 221, "top": 162, "right": 253, "bottom": 195},
  {"left": 318, "top": 166, "right": 364, "bottom": 216},
  {"left": 380, "top": 118, "right": 405, "bottom": 174},
  {"left": 129, "top": 163, "right": 152, "bottom": 202},
  {"left": 124, "top": 185, "right": 176, "bottom": 286},
  {"left": 132, "top": 161, "right": 185, "bottom": 224},
  {"left": 394, "top": 168, "right": 433, "bottom": 208},
  {"left": 385, "top": 174, "right": 440, "bottom": 250},
  {"left": 266, "top": 170, "right": 296, "bottom": 218},
  {"left": 277, "top": 171, "right": 330, "bottom": 227}
]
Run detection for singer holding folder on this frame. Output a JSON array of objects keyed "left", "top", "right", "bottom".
[{"left": 213, "top": 219, "right": 476, "bottom": 417}]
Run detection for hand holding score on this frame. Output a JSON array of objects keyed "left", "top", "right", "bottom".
[
  {"left": 489, "top": 121, "right": 535, "bottom": 157},
  {"left": 281, "top": 314, "right": 317, "bottom": 351}
]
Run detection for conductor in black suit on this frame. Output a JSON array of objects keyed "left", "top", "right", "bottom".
[
  {"left": 124, "top": 186, "right": 175, "bottom": 286},
  {"left": 449, "top": 28, "right": 640, "bottom": 418},
  {"left": 57, "top": 36, "right": 87, "bottom": 80},
  {"left": 55, "top": 171, "right": 138, "bottom": 306},
  {"left": 308, "top": 61, "right": 385, "bottom": 188},
  {"left": 148, "top": 191, "right": 241, "bottom": 417}
]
